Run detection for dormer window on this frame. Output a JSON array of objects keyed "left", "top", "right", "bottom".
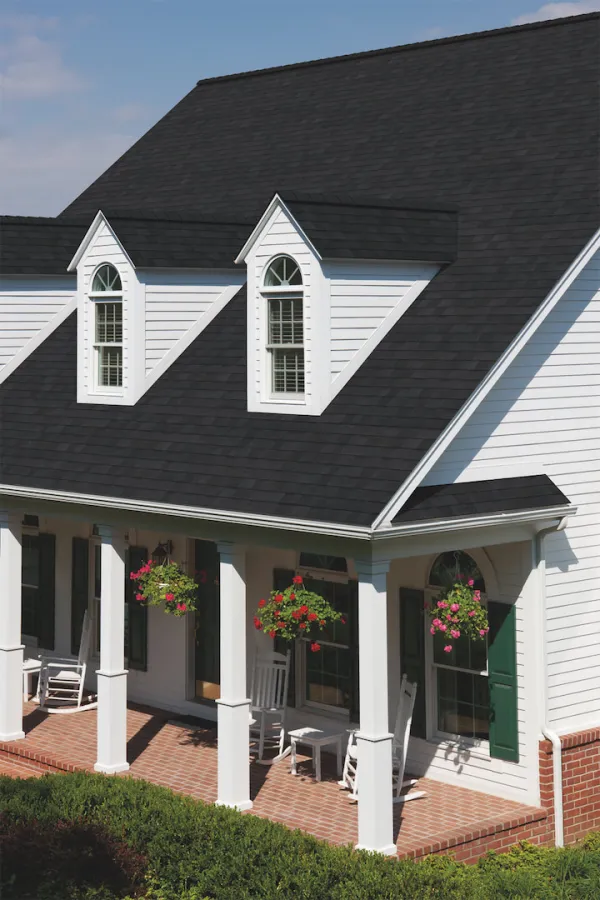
[
  {"left": 90, "top": 264, "right": 123, "bottom": 390},
  {"left": 263, "top": 256, "right": 304, "bottom": 396}
]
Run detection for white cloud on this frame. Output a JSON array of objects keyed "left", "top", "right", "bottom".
[
  {"left": 0, "top": 14, "right": 84, "bottom": 100},
  {"left": 113, "top": 103, "right": 150, "bottom": 123},
  {"left": 0, "top": 129, "right": 136, "bottom": 215},
  {"left": 512, "top": 1, "right": 600, "bottom": 24}
]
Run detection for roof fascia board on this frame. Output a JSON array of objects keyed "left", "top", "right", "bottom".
[
  {"left": 0, "top": 484, "right": 574, "bottom": 545},
  {"left": 371, "top": 224, "right": 600, "bottom": 530},
  {"left": 0, "top": 296, "right": 77, "bottom": 388},
  {"left": 234, "top": 194, "right": 322, "bottom": 263},
  {"left": 373, "top": 504, "right": 576, "bottom": 541},
  {"left": 67, "top": 210, "right": 135, "bottom": 272},
  {"left": 0, "top": 483, "right": 371, "bottom": 540}
]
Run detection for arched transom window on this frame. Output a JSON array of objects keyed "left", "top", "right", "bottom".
[
  {"left": 263, "top": 255, "right": 304, "bottom": 395},
  {"left": 90, "top": 264, "right": 123, "bottom": 389},
  {"left": 429, "top": 550, "right": 486, "bottom": 592}
]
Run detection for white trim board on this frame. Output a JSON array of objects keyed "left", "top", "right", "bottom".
[
  {"left": 234, "top": 194, "right": 321, "bottom": 264},
  {"left": 67, "top": 211, "right": 135, "bottom": 272},
  {"left": 372, "top": 225, "right": 600, "bottom": 530}
]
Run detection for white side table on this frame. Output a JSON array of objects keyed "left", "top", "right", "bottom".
[
  {"left": 289, "top": 726, "right": 345, "bottom": 782},
  {"left": 23, "top": 657, "right": 42, "bottom": 702}
]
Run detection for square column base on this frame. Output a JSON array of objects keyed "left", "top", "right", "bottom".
[
  {"left": 95, "top": 670, "right": 129, "bottom": 774},
  {"left": 0, "top": 645, "right": 24, "bottom": 743},
  {"left": 355, "top": 732, "right": 396, "bottom": 855},
  {"left": 216, "top": 697, "right": 253, "bottom": 811}
]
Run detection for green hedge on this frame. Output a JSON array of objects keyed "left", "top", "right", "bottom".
[{"left": 1, "top": 772, "right": 600, "bottom": 899}]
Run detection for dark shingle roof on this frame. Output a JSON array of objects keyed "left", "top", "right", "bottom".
[
  {"left": 279, "top": 192, "right": 458, "bottom": 262},
  {"left": 107, "top": 214, "right": 253, "bottom": 269},
  {"left": 392, "top": 476, "right": 571, "bottom": 526},
  {"left": 1, "top": 16, "right": 598, "bottom": 526},
  {"left": 0, "top": 217, "right": 86, "bottom": 276}
]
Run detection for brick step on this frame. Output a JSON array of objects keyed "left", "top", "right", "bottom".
[{"left": 0, "top": 741, "right": 91, "bottom": 775}]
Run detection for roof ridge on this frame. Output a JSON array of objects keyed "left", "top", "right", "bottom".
[
  {"left": 105, "top": 211, "right": 254, "bottom": 227},
  {"left": 280, "top": 191, "right": 458, "bottom": 213},
  {"left": 0, "top": 216, "right": 85, "bottom": 226},
  {"left": 195, "top": 12, "right": 600, "bottom": 87}
]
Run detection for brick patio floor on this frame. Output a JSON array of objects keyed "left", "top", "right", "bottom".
[{"left": 0, "top": 701, "right": 549, "bottom": 860}]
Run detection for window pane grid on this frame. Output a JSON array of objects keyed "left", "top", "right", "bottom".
[
  {"left": 437, "top": 668, "right": 490, "bottom": 740},
  {"left": 272, "top": 349, "right": 304, "bottom": 394},
  {"left": 98, "top": 347, "right": 123, "bottom": 387},
  {"left": 268, "top": 297, "right": 303, "bottom": 345},
  {"left": 95, "top": 302, "right": 122, "bottom": 344}
]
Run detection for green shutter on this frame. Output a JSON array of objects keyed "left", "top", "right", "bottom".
[
  {"left": 37, "top": 533, "right": 56, "bottom": 651},
  {"left": 488, "top": 600, "right": 519, "bottom": 762},
  {"left": 273, "top": 569, "right": 295, "bottom": 707},
  {"left": 126, "top": 546, "right": 148, "bottom": 671},
  {"left": 399, "top": 588, "right": 426, "bottom": 738},
  {"left": 348, "top": 579, "right": 359, "bottom": 723},
  {"left": 71, "top": 537, "right": 89, "bottom": 654},
  {"left": 194, "top": 540, "right": 221, "bottom": 697}
]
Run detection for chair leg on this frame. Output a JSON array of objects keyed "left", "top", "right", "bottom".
[{"left": 258, "top": 713, "right": 266, "bottom": 761}]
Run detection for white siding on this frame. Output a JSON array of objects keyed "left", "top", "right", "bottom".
[
  {"left": 143, "top": 271, "right": 241, "bottom": 374},
  {"left": 79, "top": 221, "right": 133, "bottom": 397},
  {"left": 326, "top": 261, "right": 437, "bottom": 379},
  {"left": 247, "top": 206, "right": 319, "bottom": 412},
  {"left": 0, "top": 276, "right": 74, "bottom": 371},
  {"left": 426, "top": 247, "right": 600, "bottom": 736}
]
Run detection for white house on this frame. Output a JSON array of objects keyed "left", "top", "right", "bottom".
[{"left": 1, "top": 12, "right": 600, "bottom": 855}]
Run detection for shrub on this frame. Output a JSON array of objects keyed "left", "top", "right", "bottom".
[{"left": 1, "top": 772, "right": 600, "bottom": 899}]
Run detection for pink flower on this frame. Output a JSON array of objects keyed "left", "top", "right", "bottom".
[
  {"left": 468, "top": 610, "right": 476, "bottom": 617},
  {"left": 165, "top": 593, "right": 175, "bottom": 602},
  {"left": 452, "top": 617, "right": 459, "bottom": 623},
  {"left": 450, "top": 603, "right": 460, "bottom": 612},
  {"left": 450, "top": 629, "right": 460, "bottom": 639},
  {"left": 258, "top": 599, "right": 266, "bottom": 608},
  {"left": 177, "top": 602, "right": 187, "bottom": 612},
  {"left": 479, "top": 629, "right": 486, "bottom": 636},
  {"left": 468, "top": 579, "right": 474, "bottom": 587},
  {"left": 473, "top": 590, "right": 481, "bottom": 602},
  {"left": 437, "top": 600, "right": 448, "bottom": 609},
  {"left": 430, "top": 626, "right": 436, "bottom": 635},
  {"left": 135, "top": 593, "right": 145, "bottom": 602},
  {"left": 310, "top": 642, "right": 321, "bottom": 653},
  {"left": 445, "top": 614, "right": 453, "bottom": 621},
  {"left": 444, "top": 645, "right": 453, "bottom": 653},
  {"left": 439, "top": 624, "right": 447, "bottom": 632},
  {"left": 432, "top": 617, "right": 442, "bottom": 627}
]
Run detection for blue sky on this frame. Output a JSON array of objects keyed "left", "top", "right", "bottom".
[{"left": 1, "top": 0, "right": 598, "bottom": 215}]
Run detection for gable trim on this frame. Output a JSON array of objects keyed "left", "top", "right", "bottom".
[
  {"left": 372, "top": 223, "right": 600, "bottom": 530},
  {"left": 67, "top": 211, "right": 135, "bottom": 272},
  {"left": 234, "top": 194, "right": 322, "bottom": 263}
]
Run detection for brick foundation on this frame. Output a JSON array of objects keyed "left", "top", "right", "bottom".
[{"left": 539, "top": 728, "right": 600, "bottom": 845}]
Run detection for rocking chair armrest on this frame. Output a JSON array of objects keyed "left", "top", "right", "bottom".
[{"left": 42, "top": 660, "right": 84, "bottom": 670}]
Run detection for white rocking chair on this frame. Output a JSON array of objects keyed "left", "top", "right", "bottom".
[
  {"left": 38, "top": 610, "right": 96, "bottom": 714},
  {"left": 250, "top": 649, "right": 291, "bottom": 764},
  {"left": 339, "top": 673, "right": 426, "bottom": 803}
]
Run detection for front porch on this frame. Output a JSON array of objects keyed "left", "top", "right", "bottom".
[{"left": 0, "top": 700, "right": 549, "bottom": 862}]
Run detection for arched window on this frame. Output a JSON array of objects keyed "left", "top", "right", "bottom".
[
  {"left": 428, "top": 550, "right": 489, "bottom": 741},
  {"left": 90, "top": 264, "right": 123, "bottom": 389},
  {"left": 263, "top": 256, "right": 304, "bottom": 395},
  {"left": 429, "top": 550, "right": 485, "bottom": 592}
]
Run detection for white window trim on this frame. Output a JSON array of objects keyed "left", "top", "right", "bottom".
[
  {"left": 424, "top": 585, "right": 490, "bottom": 752},
  {"left": 262, "top": 257, "right": 306, "bottom": 402},
  {"left": 88, "top": 266, "right": 124, "bottom": 396}
]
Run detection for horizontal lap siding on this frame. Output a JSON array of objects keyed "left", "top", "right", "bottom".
[
  {"left": 328, "top": 264, "right": 424, "bottom": 380},
  {"left": 251, "top": 208, "right": 314, "bottom": 405},
  {"left": 80, "top": 222, "right": 131, "bottom": 394},
  {"left": 144, "top": 277, "right": 235, "bottom": 374},
  {"left": 0, "top": 278, "right": 74, "bottom": 370},
  {"left": 427, "top": 250, "right": 600, "bottom": 735}
]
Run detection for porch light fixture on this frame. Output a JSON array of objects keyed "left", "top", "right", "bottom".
[{"left": 151, "top": 540, "right": 172, "bottom": 565}]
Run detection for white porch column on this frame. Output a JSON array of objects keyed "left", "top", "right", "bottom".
[
  {"left": 94, "top": 525, "right": 129, "bottom": 774},
  {"left": 355, "top": 557, "right": 396, "bottom": 855},
  {"left": 215, "top": 542, "right": 252, "bottom": 810},
  {"left": 0, "top": 510, "right": 24, "bottom": 741}
]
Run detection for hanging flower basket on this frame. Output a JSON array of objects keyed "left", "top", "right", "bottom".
[
  {"left": 427, "top": 574, "right": 489, "bottom": 654},
  {"left": 130, "top": 559, "right": 198, "bottom": 616},
  {"left": 253, "top": 575, "right": 344, "bottom": 652}
]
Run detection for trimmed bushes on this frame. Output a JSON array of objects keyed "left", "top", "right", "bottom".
[{"left": 1, "top": 772, "right": 600, "bottom": 899}]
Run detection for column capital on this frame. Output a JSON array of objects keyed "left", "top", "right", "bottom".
[
  {"left": 355, "top": 557, "right": 391, "bottom": 579},
  {"left": 217, "top": 541, "right": 246, "bottom": 559},
  {"left": 0, "top": 509, "right": 22, "bottom": 530}
]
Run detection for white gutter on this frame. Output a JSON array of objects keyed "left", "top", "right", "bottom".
[
  {"left": 0, "top": 483, "right": 576, "bottom": 545},
  {"left": 534, "top": 516, "right": 569, "bottom": 847}
]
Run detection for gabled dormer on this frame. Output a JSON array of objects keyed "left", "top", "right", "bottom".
[
  {"left": 236, "top": 192, "right": 456, "bottom": 416},
  {"left": 68, "top": 212, "right": 247, "bottom": 406}
]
